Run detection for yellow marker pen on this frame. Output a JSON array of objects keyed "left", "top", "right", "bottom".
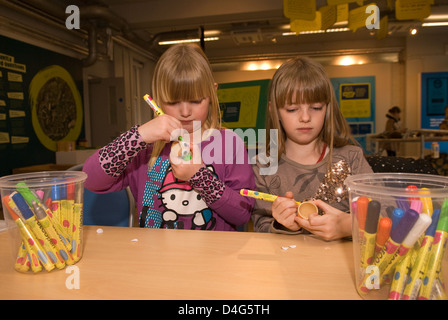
[
  {"left": 143, "top": 94, "right": 192, "bottom": 160},
  {"left": 14, "top": 242, "right": 30, "bottom": 272},
  {"left": 32, "top": 201, "right": 74, "bottom": 266},
  {"left": 3, "top": 196, "right": 45, "bottom": 273},
  {"left": 9, "top": 193, "right": 55, "bottom": 272},
  {"left": 71, "top": 182, "right": 83, "bottom": 262},
  {"left": 419, "top": 188, "right": 433, "bottom": 216}
]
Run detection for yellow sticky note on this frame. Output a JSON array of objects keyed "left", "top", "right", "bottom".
[
  {"left": 290, "top": 11, "right": 322, "bottom": 33},
  {"left": 283, "top": 0, "right": 316, "bottom": 21},
  {"left": 336, "top": 4, "right": 349, "bottom": 23},
  {"left": 395, "top": 0, "right": 432, "bottom": 21},
  {"left": 376, "top": 16, "right": 388, "bottom": 40},
  {"left": 348, "top": 3, "right": 373, "bottom": 32},
  {"left": 320, "top": 5, "right": 337, "bottom": 30},
  {"left": 327, "top": 0, "right": 363, "bottom": 5}
]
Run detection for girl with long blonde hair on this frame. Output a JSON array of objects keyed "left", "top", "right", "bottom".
[
  {"left": 252, "top": 56, "right": 373, "bottom": 240},
  {"left": 84, "top": 44, "right": 255, "bottom": 231}
]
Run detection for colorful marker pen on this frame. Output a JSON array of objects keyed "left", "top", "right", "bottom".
[
  {"left": 143, "top": 94, "right": 192, "bottom": 161},
  {"left": 9, "top": 192, "right": 56, "bottom": 272},
  {"left": 356, "top": 196, "right": 369, "bottom": 235},
  {"left": 375, "top": 217, "right": 392, "bottom": 254},
  {"left": 32, "top": 201, "right": 74, "bottom": 266},
  {"left": 419, "top": 200, "right": 448, "bottom": 300},
  {"left": 391, "top": 207, "right": 404, "bottom": 231},
  {"left": 71, "top": 181, "right": 83, "bottom": 262},
  {"left": 382, "top": 213, "right": 432, "bottom": 283},
  {"left": 50, "top": 182, "right": 72, "bottom": 250},
  {"left": 419, "top": 188, "right": 433, "bottom": 216},
  {"left": 359, "top": 208, "right": 419, "bottom": 294},
  {"left": 239, "top": 189, "right": 302, "bottom": 206},
  {"left": 402, "top": 209, "right": 440, "bottom": 300},
  {"left": 388, "top": 251, "right": 413, "bottom": 300},
  {"left": 360, "top": 200, "right": 380, "bottom": 269},
  {"left": 3, "top": 195, "right": 44, "bottom": 273},
  {"left": 14, "top": 242, "right": 30, "bottom": 272}
]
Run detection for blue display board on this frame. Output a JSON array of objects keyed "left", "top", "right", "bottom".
[
  {"left": 421, "top": 72, "right": 448, "bottom": 153},
  {"left": 331, "top": 76, "right": 376, "bottom": 152}
]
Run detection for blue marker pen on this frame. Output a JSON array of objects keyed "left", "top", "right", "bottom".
[{"left": 391, "top": 208, "right": 405, "bottom": 232}]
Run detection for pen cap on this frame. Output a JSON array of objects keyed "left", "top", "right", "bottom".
[
  {"left": 425, "top": 209, "right": 441, "bottom": 237},
  {"left": 376, "top": 217, "right": 392, "bottom": 246},
  {"left": 391, "top": 208, "right": 404, "bottom": 230},
  {"left": 356, "top": 196, "right": 369, "bottom": 230},
  {"left": 365, "top": 200, "right": 381, "bottom": 234},
  {"left": 401, "top": 213, "right": 432, "bottom": 248},
  {"left": 10, "top": 192, "right": 35, "bottom": 220},
  {"left": 410, "top": 199, "right": 422, "bottom": 214},
  {"left": 15, "top": 182, "right": 37, "bottom": 206},
  {"left": 437, "top": 200, "right": 448, "bottom": 233},
  {"left": 390, "top": 209, "right": 419, "bottom": 244}
]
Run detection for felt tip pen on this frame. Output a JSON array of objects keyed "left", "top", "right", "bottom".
[
  {"left": 32, "top": 201, "right": 73, "bottom": 266},
  {"left": 2, "top": 195, "right": 44, "bottom": 273},
  {"left": 375, "top": 217, "right": 392, "bottom": 254},
  {"left": 419, "top": 188, "right": 433, "bottom": 216},
  {"left": 51, "top": 182, "right": 72, "bottom": 250},
  {"left": 402, "top": 209, "right": 441, "bottom": 300},
  {"left": 14, "top": 242, "right": 30, "bottom": 272},
  {"left": 391, "top": 208, "right": 404, "bottom": 231},
  {"left": 356, "top": 196, "right": 369, "bottom": 233},
  {"left": 9, "top": 192, "right": 56, "bottom": 271},
  {"left": 143, "top": 94, "right": 164, "bottom": 116},
  {"left": 360, "top": 200, "right": 381, "bottom": 269},
  {"left": 240, "top": 189, "right": 301, "bottom": 205},
  {"left": 382, "top": 213, "right": 432, "bottom": 283},
  {"left": 39, "top": 199, "right": 72, "bottom": 252},
  {"left": 359, "top": 208, "right": 419, "bottom": 294},
  {"left": 71, "top": 182, "right": 83, "bottom": 262},
  {"left": 143, "top": 94, "right": 192, "bottom": 160},
  {"left": 419, "top": 200, "right": 448, "bottom": 300},
  {"left": 388, "top": 252, "right": 413, "bottom": 300}
]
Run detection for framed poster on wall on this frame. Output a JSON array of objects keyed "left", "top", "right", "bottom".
[
  {"left": 217, "top": 79, "right": 269, "bottom": 149},
  {"left": 421, "top": 72, "right": 448, "bottom": 153},
  {"left": 0, "top": 35, "right": 84, "bottom": 176},
  {"left": 331, "top": 76, "right": 376, "bottom": 152}
]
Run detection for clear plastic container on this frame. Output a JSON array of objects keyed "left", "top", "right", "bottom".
[
  {"left": 0, "top": 171, "right": 87, "bottom": 273},
  {"left": 345, "top": 173, "right": 448, "bottom": 300}
]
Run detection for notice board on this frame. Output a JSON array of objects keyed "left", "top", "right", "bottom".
[{"left": 0, "top": 35, "right": 84, "bottom": 176}]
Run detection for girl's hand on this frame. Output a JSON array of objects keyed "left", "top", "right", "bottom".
[
  {"left": 138, "top": 114, "right": 182, "bottom": 144},
  {"left": 170, "top": 143, "right": 203, "bottom": 181},
  {"left": 295, "top": 199, "right": 352, "bottom": 241},
  {"left": 272, "top": 192, "right": 300, "bottom": 231}
]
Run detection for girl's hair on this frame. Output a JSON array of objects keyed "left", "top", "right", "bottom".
[
  {"left": 266, "top": 56, "right": 357, "bottom": 161},
  {"left": 148, "top": 43, "right": 221, "bottom": 170},
  {"left": 388, "top": 106, "right": 401, "bottom": 114}
]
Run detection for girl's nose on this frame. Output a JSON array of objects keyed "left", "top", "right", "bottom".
[
  {"left": 179, "top": 102, "right": 192, "bottom": 117},
  {"left": 299, "top": 109, "right": 311, "bottom": 122}
]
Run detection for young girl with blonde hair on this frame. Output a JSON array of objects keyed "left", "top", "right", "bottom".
[
  {"left": 84, "top": 44, "right": 255, "bottom": 231},
  {"left": 252, "top": 56, "right": 373, "bottom": 240}
]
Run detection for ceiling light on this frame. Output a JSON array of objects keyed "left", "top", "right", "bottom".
[
  {"left": 158, "top": 37, "right": 219, "bottom": 46},
  {"left": 410, "top": 28, "right": 418, "bottom": 35},
  {"left": 422, "top": 21, "right": 448, "bottom": 27}
]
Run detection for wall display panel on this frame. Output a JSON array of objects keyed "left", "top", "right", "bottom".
[{"left": 0, "top": 35, "right": 83, "bottom": 176}]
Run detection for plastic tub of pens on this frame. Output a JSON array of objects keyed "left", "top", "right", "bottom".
[
  {"left": 345, "top": 173, "right": 448, "bottom": 300},
  {"left": 0, "top": 171, "right": 87, "bottom": 273}
]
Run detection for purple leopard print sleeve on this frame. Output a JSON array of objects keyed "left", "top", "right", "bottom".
[
  {"left": 98, "top": 125, "right": 148, "bottom": 177},
  {"left": 189, "top": 166, "right": 225, "bottom": 206}
]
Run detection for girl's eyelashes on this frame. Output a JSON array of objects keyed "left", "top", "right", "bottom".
[
  {"left": 284, "top": 103, "right": 325, "bottom": 112},
  {"left": 166, "top": 98, "right": 204, "bottom": 105}
]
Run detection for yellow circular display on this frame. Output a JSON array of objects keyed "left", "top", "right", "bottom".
[{"left": 29, "top": 65, "right": 82, "bottom": 151}]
